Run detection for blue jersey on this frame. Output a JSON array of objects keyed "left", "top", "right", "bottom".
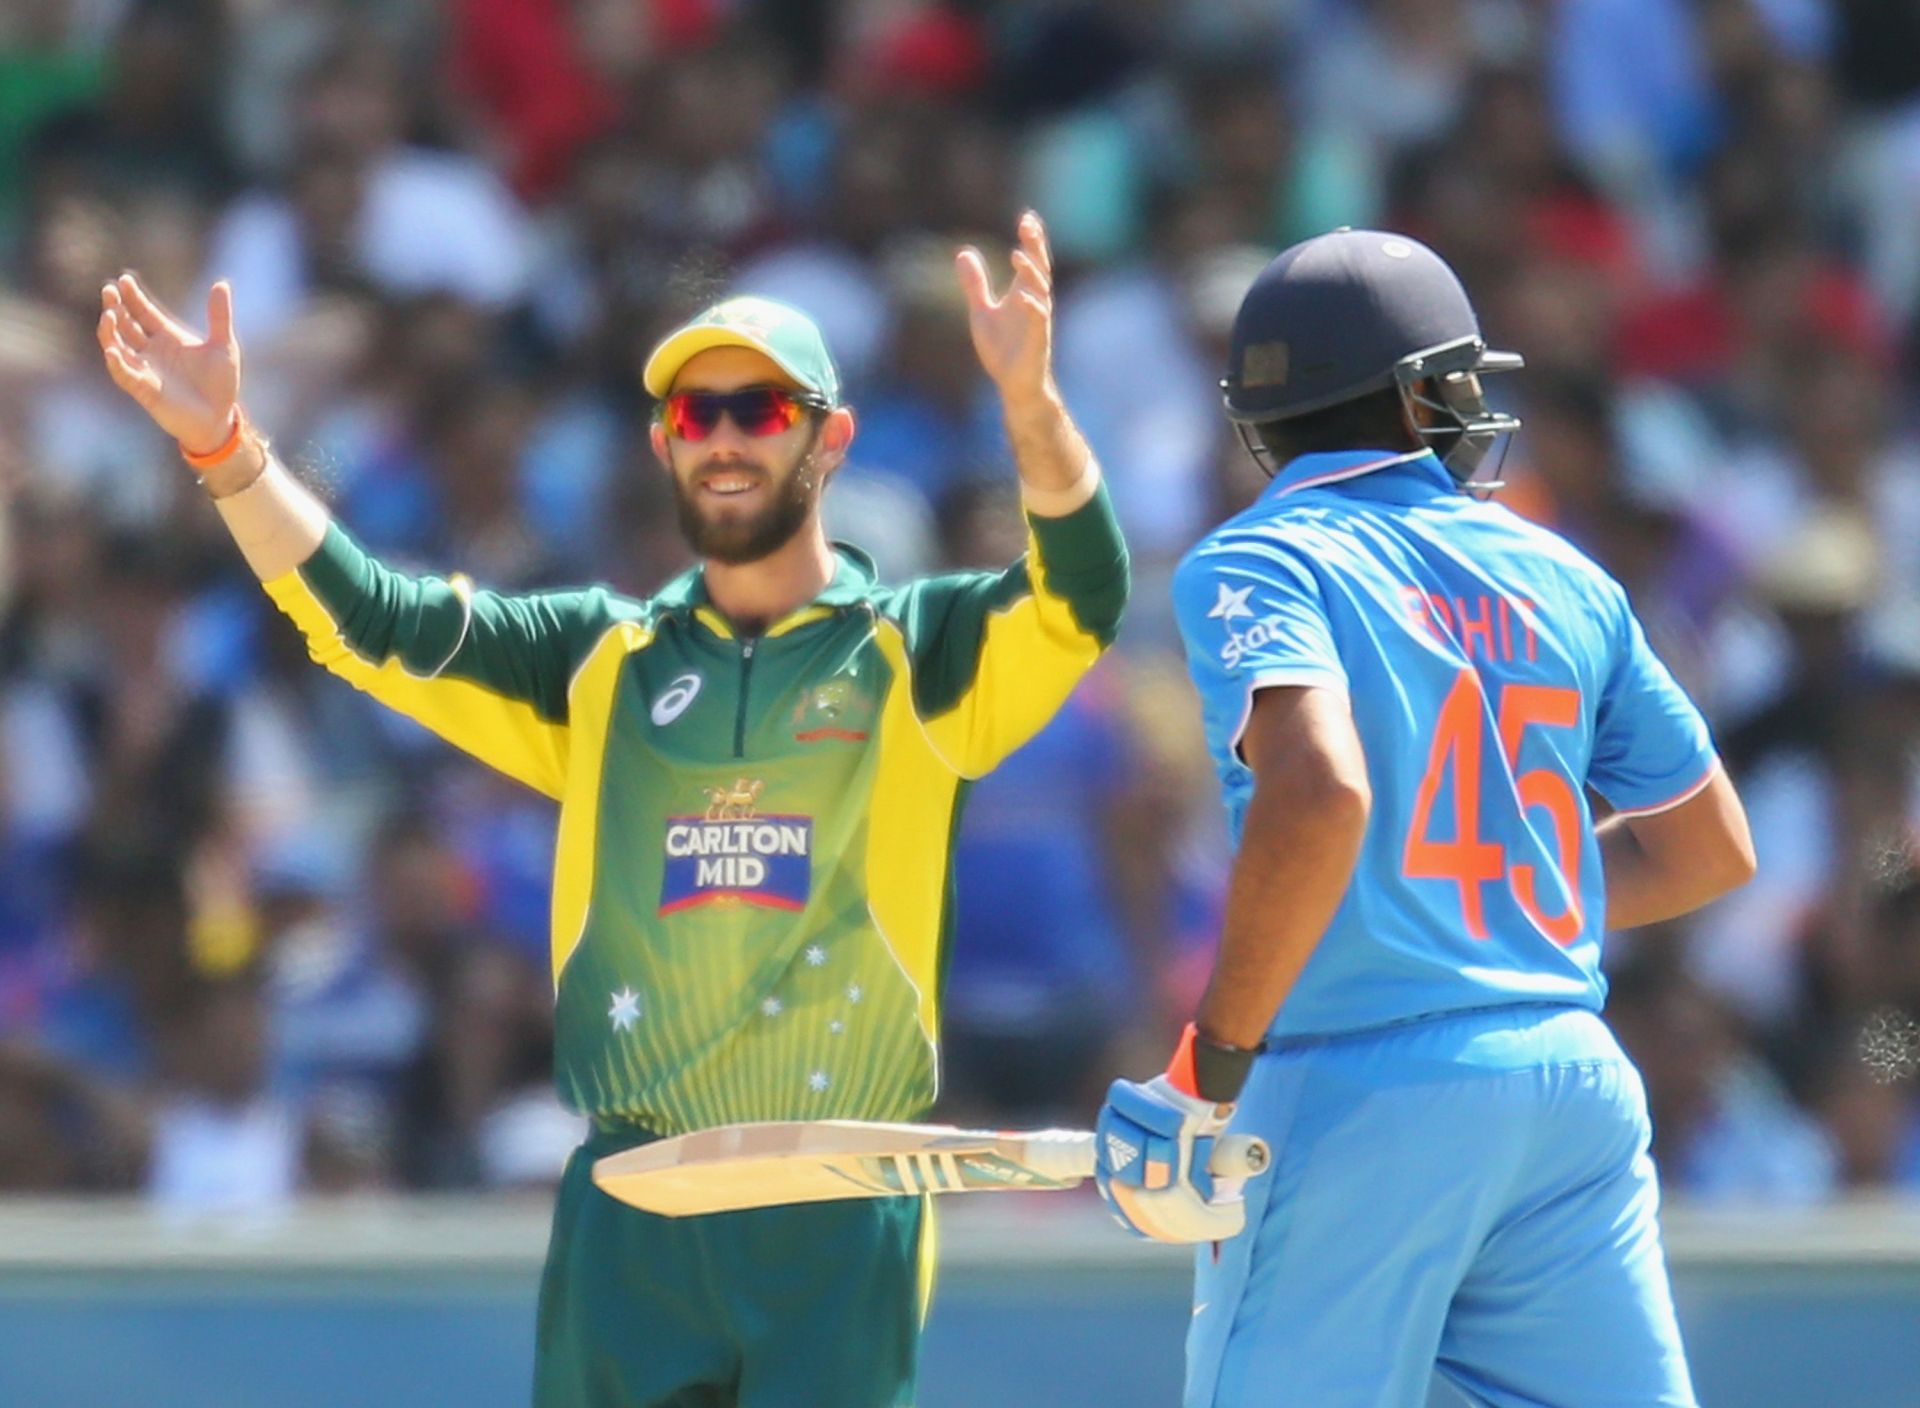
[{"left": 1173, "top": 448, "right": 1718, "bottom": 1039}]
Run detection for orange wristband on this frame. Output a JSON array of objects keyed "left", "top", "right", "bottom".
[
  {"left": 1166, "top": 1022, "right": 1261, "bottom": 1104},
  {"left": 180, "top": 409, "right": 246, "bottom": 469}
]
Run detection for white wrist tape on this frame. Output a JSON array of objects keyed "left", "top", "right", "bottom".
[
  {"left": 1020, "top": 457, "right": 1101, "bottom": 517},
  {"left": 212, "top": 454, "right": 331, "bottom": 582}
]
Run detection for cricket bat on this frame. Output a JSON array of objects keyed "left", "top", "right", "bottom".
[{"left": 591, "top": 1119, "right": 1271, "bottom": 1216}]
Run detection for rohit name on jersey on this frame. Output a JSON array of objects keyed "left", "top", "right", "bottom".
[{"left": 660, "top": 779, "right": 813, "bottom": 915}]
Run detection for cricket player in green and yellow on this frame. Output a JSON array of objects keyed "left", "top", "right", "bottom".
[{"left": 97, "top": 210, "right": 1126, "bottom": 1407}]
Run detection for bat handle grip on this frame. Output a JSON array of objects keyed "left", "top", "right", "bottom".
[
  {"left": 1208, "top": 1133, "right": 1271, "bottom": 1180},
  {"left": 1036, "top": 1129, "right": 1274, "bottom": 1184}
]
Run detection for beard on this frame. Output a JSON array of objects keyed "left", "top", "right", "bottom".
[{"left": 671, "top": 436, "right": 823, "bottom": 566}]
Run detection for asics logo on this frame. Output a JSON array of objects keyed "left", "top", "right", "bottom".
[{"left": 651, "top": 673, "right": 703, "bottom": 727}]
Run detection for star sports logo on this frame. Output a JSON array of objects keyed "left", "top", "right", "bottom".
[
  {"left": 1208, "top": 580, "right": 1293, "bottom": 670},
  {"left": 660, "top": 779, "right": 813, "bottom": 915},
  {"left": 1208, "top": 582, "right": 1255, "bottom": 622}
]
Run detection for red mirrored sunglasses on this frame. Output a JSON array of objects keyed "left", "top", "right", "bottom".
[{"left": 657, "top": 385, "right": 831, "bottom": 442}]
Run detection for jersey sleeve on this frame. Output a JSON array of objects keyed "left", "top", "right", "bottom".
[
  {"left": 1173, "top": 532, "right": 1347, "bottom": 754},
  {"left": 263, "top": 522, "right": 633, "bottom": 799},
  {"left": 1588, "top": 594, "right": 1718, "bottom": 816},
  {"left": 1174, "top": 532, "right": 1345, "bottom": 765},
  {"left": 890, "top": 482, "right": 1128, "bottom": 778}
]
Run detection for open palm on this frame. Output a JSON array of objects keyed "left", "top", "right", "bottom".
[
  {"left": 956, "top": 211, "right": 1057, "bottom": 404},
  {"left": 97, "top": 275, "right": 241, "bottom": 453}
]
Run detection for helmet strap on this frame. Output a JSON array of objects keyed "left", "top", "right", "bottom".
[{"left": 1236, "top": 420, "right": 1282, "bottom": 480}]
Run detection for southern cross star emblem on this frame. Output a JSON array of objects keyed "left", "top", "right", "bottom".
[
  {"left": 1208, "top": 582, "right": 1255, "bottom": 623},
  {"left": 804, "top": 945, "right": 827, "bottom": 967},
  {"left": 808, "top": 1071, "right": 830, "bottom": 1093},
  {"left": 760, "top": 995, "right": 783, "bottom": 1018},
  {"left": 608, "top": 987, "right": 641, "bottom": 1032},
  {"left": 846, "top": 983, "right": 863, "bottom": 1004}
]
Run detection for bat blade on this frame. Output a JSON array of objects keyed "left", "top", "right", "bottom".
[
  {"left": 590, "top": 1120, "right": 1268, "bottom": 1217},
  {"left": 591, "top": 1121, "right": 1092, "bottom": 1216}
]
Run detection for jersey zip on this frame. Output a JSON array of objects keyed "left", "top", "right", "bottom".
[{"left": 734, "top": 637, "right": 757, "bottom": 757}]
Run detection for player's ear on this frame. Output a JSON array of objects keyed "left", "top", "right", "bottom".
[
  {"left": 649, "top": 421, "right": 671, "bottom": 468},
  {"left": 816, "top": 405, "right": 855, "bottom": 467}
]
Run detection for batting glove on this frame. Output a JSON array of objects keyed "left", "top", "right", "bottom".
[{"left": 1096, "top": 1021, "right": 1267, "bottom": 1245}]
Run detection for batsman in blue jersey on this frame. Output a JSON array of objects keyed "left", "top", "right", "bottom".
[{"left": 1093, "top": 231, "right": 1757, "bottom": 1407}]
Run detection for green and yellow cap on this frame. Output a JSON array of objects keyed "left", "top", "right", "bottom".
[{"left": 641, "top": 295, "right": 842, "bottom": 403}]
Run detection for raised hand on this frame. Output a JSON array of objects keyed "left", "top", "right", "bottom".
[
  {"left": 97, "top": 275, "right": 241, "bottom": 455},
  {"left": 955, "top": 210, "right": 1057, "bottom": 410}
]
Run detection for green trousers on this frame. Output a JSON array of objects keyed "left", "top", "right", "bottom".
[{"left": 534, "top": 1125, "right": 932, "bottom": 1407}]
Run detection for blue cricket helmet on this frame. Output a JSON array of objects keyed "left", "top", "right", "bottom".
[{"left": 1222, "top": 229, "right": 1523, "bottom": 485}]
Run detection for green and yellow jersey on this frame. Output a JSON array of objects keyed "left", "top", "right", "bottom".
[{"left": 264, "top": 488, "right": 1127, "bottom": 1134}]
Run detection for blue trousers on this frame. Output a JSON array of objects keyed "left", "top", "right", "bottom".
[{"left": 1186, "top": 1004, "right": 1695, "bottom": 1407}]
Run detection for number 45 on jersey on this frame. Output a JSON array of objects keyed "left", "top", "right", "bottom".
[{"left": 1403, "top": 670, "right": 1584, "bottom": 946}]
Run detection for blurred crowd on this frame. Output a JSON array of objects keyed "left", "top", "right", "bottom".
[{"left": 1, "top": 0, "right": 1918, "bottom": 1213}]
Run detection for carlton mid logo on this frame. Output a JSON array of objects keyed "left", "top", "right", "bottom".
[
  {"left": 703, "top": 778, "right": 762, "bottom": 820},
  {"left": 660, "top": 779, "right": 812, "bottom": 915}
]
